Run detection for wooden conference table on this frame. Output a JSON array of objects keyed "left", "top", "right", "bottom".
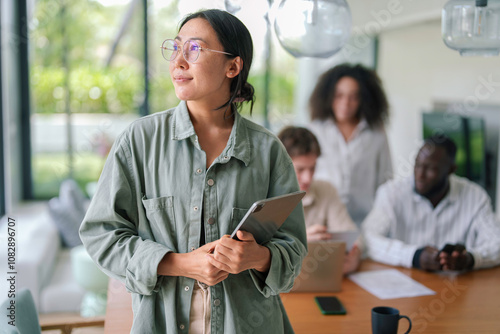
[{"left": 104, "top": 260, "right": 500, "bottom": 333}]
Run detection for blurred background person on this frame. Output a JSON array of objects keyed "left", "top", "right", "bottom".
[
  {"left": 308, "top": 63, "right": 392, "bottom": 227},
  {"left": 278, "top": 126, "right": 360, "bottom": 274},
  {"left": 362, "top": 135, "right": 500, "bottom": 272}
]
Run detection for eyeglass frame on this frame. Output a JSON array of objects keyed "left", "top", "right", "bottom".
[{"left": 160, "top": 38, "right": 236, "bottom": 63}]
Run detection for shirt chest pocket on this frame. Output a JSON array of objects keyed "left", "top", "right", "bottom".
[{"left": 141, "top": 195, "right": 177, "bottom": 240}]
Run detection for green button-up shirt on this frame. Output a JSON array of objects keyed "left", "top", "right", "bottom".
[{"left": 79, "top": 101, "right": 307, "bottom": 334}]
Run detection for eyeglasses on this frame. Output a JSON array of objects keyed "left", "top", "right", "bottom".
[{"left": 161, "top": 39, "right": 235, "bottom": 63}]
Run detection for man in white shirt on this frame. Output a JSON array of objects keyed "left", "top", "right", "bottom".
[
  {"left": 278, "top": 126, "right": 360, "bottom": 274},
  {"left": 363, "top": 135, "right": 500, "bottom": 271}
]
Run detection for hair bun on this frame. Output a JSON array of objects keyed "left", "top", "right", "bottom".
[{"left": 237, "top": 82, "right": 255, "bottom": 103}]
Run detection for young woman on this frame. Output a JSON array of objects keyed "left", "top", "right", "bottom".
[
  {"left": 80, "top": 9, "right": 307, "bottom": 334},
  {"left": 308, "top": 64, "right": 393, "bottom": 226}
]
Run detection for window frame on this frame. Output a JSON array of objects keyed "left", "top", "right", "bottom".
[
  {"left": 18, "top": 0, "right": 33, "bottom": 200},
  {"left": 0, "top": 3, "right": 5, "bottom": 216}
]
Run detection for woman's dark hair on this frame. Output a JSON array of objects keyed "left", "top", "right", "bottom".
[
  {"left": 180, "top": 9, "right": 255, "bottom": 114},
  {"left": 309, "top": 63, "right": 389, "bottom": 128},
  {"left": 277, "top": 126, "right": 321, "bottom": 158}
]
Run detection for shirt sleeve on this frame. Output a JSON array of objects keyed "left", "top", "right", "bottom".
[
  {"left": 79, "top": 133, "right": 171, "bottom": 296},
  {"left": 376, "top": 129, "right": 393, "bottom": 188},
  {"left": 247, "top": 158, "right": 308, "bottom": 297},
  {"left": 361, "top": 183, "right": 418, "bottom": 268},
  {"left": 467, "top": 199, "right": 500, "bottom": 269}
]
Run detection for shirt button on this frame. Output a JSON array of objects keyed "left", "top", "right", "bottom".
[
  {"left": 190, "top": 247, "right": 196, "bottom": 251},
  {"left": 207, "top": 179, "right": 214, "bottom": 186},
  {"left": 223, "top": 156, "right": 229, "bottom": 160},
  {"left": 180, "top": 324, "right": 185, "bottom": 330},
  {"left": 214, "top": 299, "right": 221, "bottom": 306},
  {"left": 207, "top": 218, "right": 215, "bottom": 225},
  {"left": 194, "top": 206, "right": 199, "bottom": 211},
  {"left": 184, "top": 286, "right": 190, "bottom": 291},
  {"left": 196, "top": 168, "right": 202, "bottom": 174}
]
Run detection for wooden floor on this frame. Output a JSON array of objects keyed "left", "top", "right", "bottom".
[{"left": 39, "top": 312, "right": 104, "bottom": 334}]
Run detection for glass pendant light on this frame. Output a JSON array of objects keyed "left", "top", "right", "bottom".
[
  {"left": 442, "top": 0, "right": 500, "bottom": 56},
  {"left": 224, "top": 0, "right": 243, "bottom": 14},
  {"left": 274, "top": 0, "right": 352, "bottom": 58}
]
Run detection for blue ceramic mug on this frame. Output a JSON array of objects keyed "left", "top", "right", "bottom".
[{"left": 372, "top": 306, "right": 412, "bottom": 334}]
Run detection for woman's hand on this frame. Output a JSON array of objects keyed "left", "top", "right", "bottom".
[
  {"left": 207, "top": 231, "right": 271, "bottom": 274},
  {"left": 307, "top": 224, "right": 332, "bottom": 241},
  {"left": 158, "top": 241, "right": 229, "bottom": 286}
]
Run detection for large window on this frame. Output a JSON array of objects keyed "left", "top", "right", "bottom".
[
  {"left": 27, "top": 0, "right": 297, "bottom": 199},
  {"left": 30, "top": 0, "right": 151, "bottom": 198}
]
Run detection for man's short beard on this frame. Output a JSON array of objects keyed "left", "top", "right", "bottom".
[{"left": 415, "top": 175, "right": 449, "bottom": 199}]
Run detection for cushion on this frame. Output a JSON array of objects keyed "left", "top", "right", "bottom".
[
  {"left": 0, "top": 293, "right": 21, "bottom": 333},
  {"left": 48, "top": 179, "right": 87, "bottom": 248},
  {"left": 1, "top": 289, "right": 41, "bottom": 334}
]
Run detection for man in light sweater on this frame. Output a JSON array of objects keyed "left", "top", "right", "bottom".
[
  {"left": 363, "top": 135, "right": 500, "bottom": 271},
  {"left": 278, "top": 126, "right": 360, "bottom": 274}
]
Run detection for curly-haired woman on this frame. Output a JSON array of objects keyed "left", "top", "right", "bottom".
[{"left": 309, "top": 63, "right": 393, "bottom": 226}]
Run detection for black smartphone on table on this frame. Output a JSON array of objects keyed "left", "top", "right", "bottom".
[
  {"left": 314, "top": 296, "right": 346, "bottom": 315},
  {"left": 440, "top": 243, "right": 455, "bottom": 254}
]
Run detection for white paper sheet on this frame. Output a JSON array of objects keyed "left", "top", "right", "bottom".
[{"left": 349, "top": 269, "right": 436, "bottom": 299}]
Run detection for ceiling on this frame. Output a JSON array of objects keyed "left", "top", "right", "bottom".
[{"left": 348, "top": 0, "right": 448, "bottom": 32}]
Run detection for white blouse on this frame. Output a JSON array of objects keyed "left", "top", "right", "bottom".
[{"left": 309, "top": 118, "right": 393, "bottom": 226}]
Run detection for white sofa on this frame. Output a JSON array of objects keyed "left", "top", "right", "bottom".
[{"left": 0, "top": 202, "right": 85, "bottom": 313}]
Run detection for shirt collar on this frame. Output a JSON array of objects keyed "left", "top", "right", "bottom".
[
  {"left": 357, "top": 118, "right": 369, "bottom": 131},
  {"left": 302, "top": 181, "right": 321, "bottom": 207},
  {"left": 170, "top": 101, "right": 251, "bottom": 166},
  {"left": 302, "top": 190, "right": 315, "bottom": 207},
  {"left": 446, "top": 175, "right": 460, "bottom": 203},
  {"left": 327, "top": 118, "right": 369, "bottom": 137},
  {"left": 350, "top": 118, "right": 369, "bottom": 138},
  {"left": 224, "top": 111, "right": 251, "bottom": 166},
  {"left": 171, "top": 101, "right": 196, "bottom": 141}
]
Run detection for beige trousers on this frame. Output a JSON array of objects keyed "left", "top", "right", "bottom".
[{"left": 188, "top": 281, "right": 211, "bottom": 334}]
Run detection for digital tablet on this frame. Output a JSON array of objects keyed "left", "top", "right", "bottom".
[{"left": 230, "top": 191, "right": 306, "bottom": 244}]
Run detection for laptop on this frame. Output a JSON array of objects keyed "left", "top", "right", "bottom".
[{"left": 291, "top": 241, "right": 345, "bottom": 292}]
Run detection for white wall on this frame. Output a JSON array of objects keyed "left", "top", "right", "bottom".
[
  {"left": 377, "top": 19, "right": 500, "bottom": 210},
  {"left": 351, "top": 0, "right": 448, "bottom": 30}
]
